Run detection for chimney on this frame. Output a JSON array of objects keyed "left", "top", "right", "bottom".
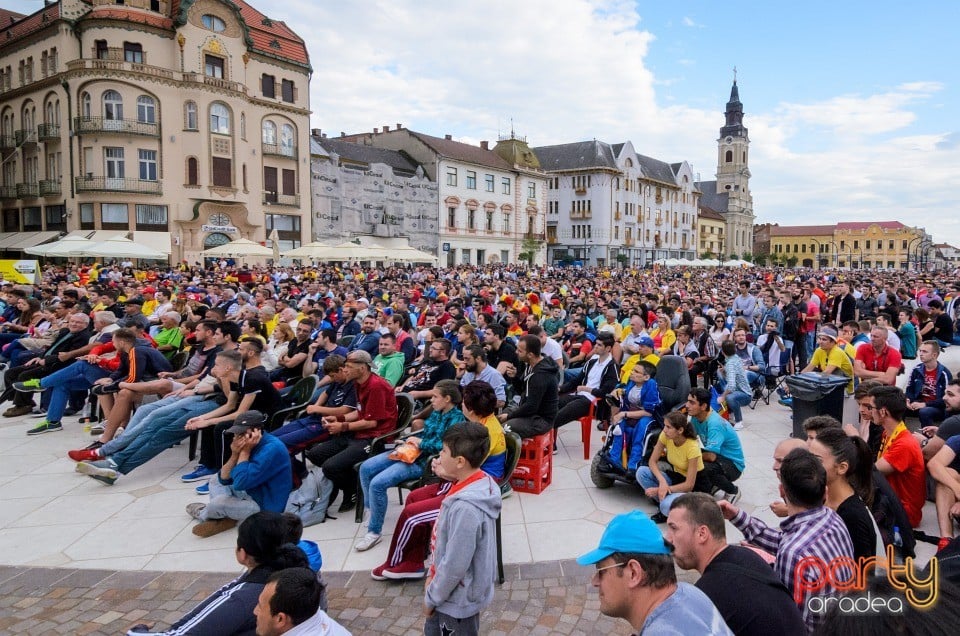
[
  {"left": 382, "top": 125, "right": 390, "bottom": 132},
  {"left": 321, "top": 133, "right": 327, "bottom": 139},
  {"left": 480, "top": 141, "right": 488, "bottom": 150},
  {"left": 340, "top": 132, "right": 345, "bottom": 137},
  {"left": 310, "top": 128, "right": 321, "bottom": 137},
  {"left": 373, "top": 128, "right": 379, "bottom": 134},
  {"left": 396, "top": 123, "right": 402, "bottom": 130},
  {"left": 444, "top": 134, "right": 452, "bottom": 140}
]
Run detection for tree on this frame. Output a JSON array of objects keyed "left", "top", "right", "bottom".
[
  {"left": 615, "top": 253, "right": 629, "bottom": 267},
  {"left": 742, "top": 251, "right": 754, "bottom": 263},
  {"left": 728, "top": 253, "right": 739, "bottom": 261},
  {"left": 753, "top": 253, "right": 769, "bottom": 266},
  {"left": 701, "top": 250, "right": 715, "bottom": 260},
  {"left": 519, "top": 236, "right": 544, "bottom": 266},
  {"left": 786, "top": 256, "right": 799, "bottom": 268}
]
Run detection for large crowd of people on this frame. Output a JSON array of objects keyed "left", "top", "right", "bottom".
[{"left": 2, "top": 258, "right": 959, "bottom": 634}]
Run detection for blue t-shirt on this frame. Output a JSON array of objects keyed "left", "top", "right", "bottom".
[
  {"left": 692, "top": 410, "right": 746, "bottom": 471},
  {"left": 641, "top": 582, "right": 733, "bottom": 635},
  {"left": 945, "top": 434, "right": 960, "bottom": 472}
]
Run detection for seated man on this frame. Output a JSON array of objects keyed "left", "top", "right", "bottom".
[
  {"left": 397, "top": 337, "right": 456, "bottom": 401},
  {"left": 854, "top": 326, "right": 902, "bottom": 387},
  {"left": 553, "top": 332, "right": 618, "bottom": 440},
  {"left": 718, "top": 448, "right": 855, "bottom": 633},
  {"left": 254, "top": 567, "right": 350, "bottom": 636},
  {"left": 685, "top": 388, "right": 745, "bottom": 503},
  {"left": 905, "top": 341, "right": 952, "bottom": 426},
  {"left": 372, "top": 332, "right": 406, "bottom": 387},
  {"left": 16, "top": 327, "right": 171, "bottom": 435},
  {"left": 928, "top": 433, "right": 960, "bottom": 552},
  {"left": 186, "top": 410, "right": 291, "bottom": 537},
  {"left": 501, "top": 335, "right": 559, "bottom": 439},
  {"left": 871, "top": 385, "right": 926, "bottom": 529},
  {"left": 272, "top": 355, "right": 357, "bottom": 452},
  {"left": 304, "top": 350, "right": 398, "bottom": 513},
  {"left": 617, "top": 335, "right": 660, "bottom": 384},
  {"left": 458, "top": 345, "right": 507, "bottom": 409},
  {"left": 666, "top": 492, "right": 806, "bottom": 635}
]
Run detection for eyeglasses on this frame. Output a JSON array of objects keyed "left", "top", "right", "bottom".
[{"left": 594, "top": 562, "right": 627, "bottom": 579}]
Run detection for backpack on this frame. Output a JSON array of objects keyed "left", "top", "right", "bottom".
[{"left": 284, "top": 465, "right": 336, "bottom": 527}]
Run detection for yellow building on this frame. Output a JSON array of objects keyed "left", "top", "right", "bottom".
[
  {"left": 697, "top": 207, "right": 725, "bottom": 257},
  {"left": 768, "top": 221, "right": 926, "bottom": 269}
]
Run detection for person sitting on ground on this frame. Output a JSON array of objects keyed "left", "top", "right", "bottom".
[
  {"left": 685, "top": 388, "right": 745, "bottom": 503},
  {"left": 718, "top": 340, "right": 751, "bottom": 431},
  {"left": 370, "top": 380, "right": 506, "bottom": 582},
  {"left": 125, "top": 511, "right": 311, "bottom": 636},
  {"left": 719, "top": 447, "right": 855, "bottom": 633},
  {"left": 185, "top": 410, "right": 292, "bottom": 538},
  {"left": 665, "top": 493, "right": 806, "bottom": 636},
  {"left": 356, "top": 379, "right": 464, "bottom": 553},
  {"left": 927, "top": 433, "right": 960, "bottom": 552},
  {"left": 637, "top": 411, "right": 709, "bottom": 523},
  {"left": 904, "top": 340, "right": 952, "bottom": 427},
  {"left": 913, "top": 378, "right": 960, "bottom": 462},
  {"left": 870, "top": 385, "right": 926, "bottom": 529},
  {"left": 253, "top": 567, "right": 350, "bottom": 636},
  {"left": 577, "top": 509, "right": 733, "bottom": 635},
  {"left": 768, "top": 438, "right": 807, "bottom": 517}
]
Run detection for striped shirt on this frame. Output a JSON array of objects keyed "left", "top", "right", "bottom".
[{"left": 731, "top": 506, "right": 854, "bottom": 633}]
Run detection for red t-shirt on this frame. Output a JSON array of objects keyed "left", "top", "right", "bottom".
[
  {"left": 354, "top": 373, "right": 399, "bottom": 439},
  {"left": 879, "top": 424, "right": 925, "bottom": 528},
  {"left": 921, "top": 367, "right": 939, "bottom": 402},
  {"left": 855, "top": 344, "right": 902, "bottom": 384}
]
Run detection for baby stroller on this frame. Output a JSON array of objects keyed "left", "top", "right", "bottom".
[{"left": 590, "top": 355, "right": 691, "bottom": 489}]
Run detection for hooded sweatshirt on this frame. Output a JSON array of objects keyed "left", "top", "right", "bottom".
[
  {"left": 506, "top": 356, "right": 559, "bottom": 423},
  {"left": 373, "top": 350, "right": 406, "bottom": 387},
  {"left": 425, "top": 471, "right": 502, "bottom": 618}
]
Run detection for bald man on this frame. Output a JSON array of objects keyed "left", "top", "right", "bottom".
[{"left": 770, "top": 438, "right": 806, "bottom": 517}]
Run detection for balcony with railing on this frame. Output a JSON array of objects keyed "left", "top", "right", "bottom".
[
  {"left": 574, "top": 186, "right": 587, "bottom": 195},
  {"left": 0, "top": 135, "right": 16, "bottom": 150},
  {"left": 262, "top": 192, "right": 300, "bottom": 207},
  {"left": 75, "top": 176, "right": 162, "bottom": 195},
  {"left": 0, "top": 185, "right": 17, "bottom": 199},
  {"left": 67, "top": 57, "right": 178, "bottom": 82},
  {"left": 547, "top": 235, "right": 558, "bottom": 245},
  {"left": 524, "top": 232, "right": 545, "bottom": 241},
  {"left": 16, "top": 182, "right": 38, "bottom": 198},
  {"left": 39, "top": 179, "right": 61, "bottom": 196},
  {"left": 261, "top": 143, "right": 298, "bottom": 160},
  {"left": 74, "top": 116, "right": 159, "bottom": 137},
  {"left": 182, "top": 72, "right": 248, "bottom": 95},
  {"left": 15, "top": 130, "right": 36, "bottom": 146},
  {"left": 37, "top": 123, "right": 60, "bottom": 142}
]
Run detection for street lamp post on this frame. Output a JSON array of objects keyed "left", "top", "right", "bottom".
[
  {"left": 828, "top": 241, "right": 841, "bottom": 268},
  {"left": 811, "top": 238, "right": 825, "bottom": 268},
  {"left": 907, "top": 236, "right": 924, "bottom": 270}
]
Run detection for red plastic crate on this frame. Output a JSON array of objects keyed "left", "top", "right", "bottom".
[{"left": 509, "top": 431, "right": 554, "bottom": 494}]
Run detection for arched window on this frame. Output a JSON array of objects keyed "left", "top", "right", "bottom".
[
  {"left": 725, "top": 150, "right": 733, "bottom": 163},
  {"left": 137, "top": 96, "right": 156, "bottom": 124},
  {"left": 280, "top": 124, "right": 294, "bottom": 156},
  {"left": 81, "top": 92, "right": 91, "bottom": 118},
  {"left": 262, "top": 120, "right": 276, "bottom": 145},
  {"left": 103, "top": 90, "right": 123, "bottom": 120},
  {"left": 186, "top": 157, "right": 198, "bottom": 185},
  {"left": 21, "top": 106, "right": 33, "bottom": 130},
  {"left": 210, "top": 103, "right": 230, "bottom": 134},
  {"left": 184, "top": 101, "right": 197, "bottom": 130},
  {"left": 45, "top": 101, "right": 54, "bottom": 125},
  {"left": 201, "top": 14, "right": 226, "bottom": 32}
]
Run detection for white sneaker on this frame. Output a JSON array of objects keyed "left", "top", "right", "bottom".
[
  {"left": 726, "top": 489, "right": 742, "bottom": 505},
  {"left": 355, "top": 532, "right": 382, "bottom": 552},
  {"left": 713, "top": 489, "right": 727, "bottom": 502},
  {"left": 732, "top": 421, "right": 744, "bottom": 431}
]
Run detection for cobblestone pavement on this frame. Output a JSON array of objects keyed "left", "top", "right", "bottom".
[{"left": 0, "top": 559, "right": 689, "bottom": 635}]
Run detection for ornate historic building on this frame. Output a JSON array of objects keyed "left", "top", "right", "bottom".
[{"left": 0, "top": 0, "right": 310, "bottom": 262}]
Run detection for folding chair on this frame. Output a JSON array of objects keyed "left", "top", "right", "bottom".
[{"left": 750, "top": 346, "right": 792, "bottom": 408}]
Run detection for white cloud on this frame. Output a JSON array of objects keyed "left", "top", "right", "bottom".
[
  {"left": 682, "top": 16, "right": 704, "bottom": 28},
  {"left": 263, "top": 1, "right": 959, "bottom": 246}
]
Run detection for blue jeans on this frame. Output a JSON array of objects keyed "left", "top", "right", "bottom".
[
  {"left": 101, "top": 394, "right": 201, "bottom": 456},
  {"left": 636, "top": 466, "right": 682, "bottom": 516},
  {"left": 726, "top": 390, "right": 751, "bottom": 423},
  {"left": 109, "top": 398, "right": 218, "bottom": 475},
  {"left": 40, "top": 361, "right": 109, "bottom": 423},
  {"left": 273, "top": 415, "right": 328, "bottom": 450},
  {"left": 359, "top": 451, "right": 423, "bottom": 534}
]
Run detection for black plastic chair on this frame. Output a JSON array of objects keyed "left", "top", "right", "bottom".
[
  {"left": 337, "top": 335, "right": 355, "bottom": 348},
  {"left": 354, "top": 393, "right": 416, "bottom": 522},
  {"left": 168, "top": 351, "right": 190, "bottom": 372},
  {"left": 267, "top": 376, "right": 318, "bottom": 431},
  {"left": 496, "top": 431, "right": 522, "bottom": 584}
]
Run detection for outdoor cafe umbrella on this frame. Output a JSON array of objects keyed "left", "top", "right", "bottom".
[
  {"left": 202, "top": 238, "right": 274, "bottom": 258},
  {"left": 25, "top": 235, "right": 96, "bottom": 257},
  {"left": 386, "top": 245, "right": 439, "bottom": 263},
  {"left": 77, "top": 235, "right": 168, "bottom": 260},
  {"left": 282, "top": 241, "right": 393, "bottom": 261}
]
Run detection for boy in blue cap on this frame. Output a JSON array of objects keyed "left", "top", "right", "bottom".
[{"left": 577, "top": 510, "right": 732, "bottom": 635}]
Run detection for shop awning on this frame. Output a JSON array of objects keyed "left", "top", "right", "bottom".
[
  {"left": 0, "top": 232, "right": 40, "bottom": 249},
  {"left": 10, "top": 231, "right": 61, "bottom": 251}
]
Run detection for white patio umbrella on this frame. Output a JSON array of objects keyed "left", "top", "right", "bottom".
[
  {"left": 386, "top": 246, "right": 439, "bottom": 263},
  {"left": 78, "top": 235, "right": 168, "bottom": 260},
  {"left": 202, "top": 238, "right": 274, "bottom": 258},
  {"left": 26, "top": 235, "right": 96, "bottom": 257},
  {"left": 282, "top": 241, "right": 393, "bottom": 261}
]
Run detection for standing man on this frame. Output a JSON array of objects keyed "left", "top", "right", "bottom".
[
  {"left": 732, "top": 281, "right": 756, "bottom": 328},
  {"left": 577, "top": 510, "right": 733, "bottom": 635},
  {"left": 832, "top": 281, "right": 856, "bottom": 326},
  {"left": 665, "top": 493, "right": 806, "bottom": 635}
]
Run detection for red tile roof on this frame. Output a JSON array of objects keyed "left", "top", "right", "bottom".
[
  {"left": 407, "top": 131, "right": 513, "bottom": 171},
  {"left": 835, "top": 221, "right": 906, "bottom": 231},
  {"left": 0, "top": 3, "right": 58, "bottom": 48},
  {"left": 82, "top": 5, "right": 173, "bottom": 30},
  {"left": 0, "top": 8, "right": 25, "bottom": 26},
  {"left": 229, "top": 0, "right": 309, "bottom": 67},
  {"left": 769, "top": 225, "right": 836, "bottom": 237}
]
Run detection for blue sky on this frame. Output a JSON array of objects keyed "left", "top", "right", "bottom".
[{"left": 5, "top": 1, "right": 959, "bottom": 246}]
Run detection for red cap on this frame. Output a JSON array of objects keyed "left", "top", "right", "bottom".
[{"left": 143, "top": 286, "right": 156, "bottom": 294}]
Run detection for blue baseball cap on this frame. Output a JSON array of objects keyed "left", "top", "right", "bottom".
[
  {"left": 637, "top": 336, "right": 655, "bottom": 348},
  {"left": 576, "top": 510, "right": 670, "bottom": 565}
]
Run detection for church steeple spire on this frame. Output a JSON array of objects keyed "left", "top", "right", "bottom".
[{"left": 721, "top": 72, "right": 746, "bottom": 138}]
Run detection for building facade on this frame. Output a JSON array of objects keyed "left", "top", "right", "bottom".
[
  {"left": 766, "top": 221, "right": 928, "bottom": 269},
  {"left": 340, "top": 127, "right": 548, "bottom": 266},
  {"left": 0, "top": 0, "right": 310, "bottom": 262},
  {"left": 535, "top": 140, "right": 698, "bottom": 266},
  {"left": 309, "top": 133, "right": 439, "bottom": 255},
  {"left": 697, "top": 207, "right": 726, "bottom": 258},
  {"left": 696, "top": 80, "right": 755, "bottom": 259}
]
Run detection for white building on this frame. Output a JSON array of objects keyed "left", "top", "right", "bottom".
[
  {"left": 339, "top": 127, "right": 548, "bottom": 266},
  {"left": 535, "top": 140, "right": 698, "bottom": 266},
  {"left": 309, "top": 133, "right": 439, "bottom": 255}
]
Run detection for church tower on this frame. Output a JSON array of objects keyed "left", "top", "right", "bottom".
[{"left": 716, "top": 75, "right": 755, "bottom": 258}]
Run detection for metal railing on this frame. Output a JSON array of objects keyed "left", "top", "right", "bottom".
[
  {"left": 262, "top": 143, "right": 297, "bottom": 159},
  {"left": 75, "top": 176, "right": 162, "bottom": 195},
  {"left": 37, "top": 123, "right": 60, "bottom": 141},
  {"left": 39, "top": 179, "right": 61, "bottom": 196},
  {"left": 262, "top": 192, "right": 300, "bottom": 207},
  {"left": 182, "top": 72, "right": 248, "bottom": 95},
  {"left": 16, "top": 182, "right": 38, "bottom": 198},
  {"left": 0, "top": 185, "right": 17, "bottom": 199},
  {"left": 73, "top": 116, "right": 159, "bottom": 137},
  {"left": 15, "top": 130, "right": 36, "bottom": 146}
]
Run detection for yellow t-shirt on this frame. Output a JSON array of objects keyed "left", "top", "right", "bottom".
[
  {"left": 658, "top": 433, "right": 704, "bottom": 476},
  {"left": 141, "top": 299, "right": 158, "bottom": 316},
  {"left": 481, "top": 413, "right": 507, "bottom": 458},
  {"left": 809, "top": 345, "right": 855, "bottom": 393},
  {"left": 619, "top": 353, "right": 661, "bottom": 384}
]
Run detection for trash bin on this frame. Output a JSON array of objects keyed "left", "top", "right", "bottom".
[{"left": 785, "top": 373, "right": 849, "bottom": 439}]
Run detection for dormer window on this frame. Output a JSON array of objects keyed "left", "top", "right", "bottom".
[{"left": 202, "top": 15, "right": 226, "bottom": 32}]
